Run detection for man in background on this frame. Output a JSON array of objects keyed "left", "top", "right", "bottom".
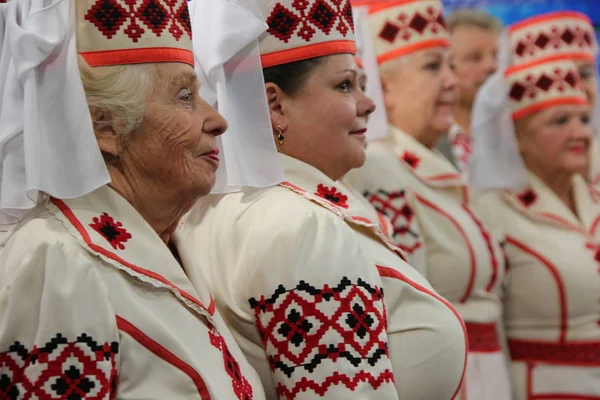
[{"left": 438, "top": 9, "right": 502, "bottom": 171}]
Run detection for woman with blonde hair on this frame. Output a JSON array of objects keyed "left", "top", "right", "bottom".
[
  {"left": 470, "top": 14, "right": 600, "bottom": 400},
  {"left": 0, "top": 0, "right": 266, "bottom": 397}
]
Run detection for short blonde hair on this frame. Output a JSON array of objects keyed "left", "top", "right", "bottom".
[
  {"left": 447, "top": 9, "right": 502, "bottom": 34},
  {"left": 77, "top": 56, "right": 155, "bottom": 136}
]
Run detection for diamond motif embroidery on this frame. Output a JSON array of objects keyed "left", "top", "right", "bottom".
[
  {"left": 266, "top": 0, "right": 352, "bottom": 44},
  {"left": 90, "top": 213, "right": 133, "bottom": 250},
  {"left": 379, "top": 22, "right": 400, "bottom": 43},
  {"left": 84, "top": 0, "right": 192, "bottom": 42},
  {"left": 208, "top": 331, "right": 253, "bottom": 400},
  {"left": 249, "top": 278, "right": 394, "bottom": 398},
  {"left": 409, "top": 13, "right": 428, "bottom": 34}
]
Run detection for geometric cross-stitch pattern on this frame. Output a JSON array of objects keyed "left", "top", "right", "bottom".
[
  {"left": 249, "top": 277, "right": 394, "bottom": 398},
  {"left": 89, "top": 212, "right": 133, "bottom": 251}
]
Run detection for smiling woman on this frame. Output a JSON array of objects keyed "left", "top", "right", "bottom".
[
  {"left": 0, "top": 0, "right": 265, "bottom": 398},
  {"left": 182, "top": 0, "right": 468, "bottom": 399}
]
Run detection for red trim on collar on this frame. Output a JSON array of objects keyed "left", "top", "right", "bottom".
[
  {"left": 415, "top": 194, "right": 477, "bottom": 304},
  {"left": 376, "top": 265, "right": 468, "bottom": 400},
  {"left": 52, "top": 198, "right": 215, "bottom": 317},
  {"left": 116, "top": 316, "right": 212, "bottom": 399},
  {"left": 505, "top": 237, "right": 568, "bottom": 343}
]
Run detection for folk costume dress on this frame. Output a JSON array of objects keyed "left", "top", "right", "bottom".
[
  {"left": 0, "top": 186, "right": 264, "bottom": 400},
  {"left": 470, "top": 36, "right": 600, "bottom": 399},
  {"left": 183, "top": 154, "right": 468, "bottom": 400},
  {"left": 0, "top": 0, "right": 265, "bottom": 398},
  {"left": 182, "top": 0, "right": 468, "bottom": 398},
  {"left": 344, "top": 1, "right": 512, "bottom": 399},
  {"left": 506, "top": 11, "right": 600, "bottom": 187}
]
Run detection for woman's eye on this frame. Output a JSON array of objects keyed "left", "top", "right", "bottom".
[
  {"left": 425, "top": 62, "right": 441, "bottom": 71},
  {"left": 339, "top": 80, "right": 352, "bottom": 92},
  {"left": 178, "top": 89, "right": 193, "bottom": 102},
  {"left": 582, "top": 115, "right": 591, "bottom": 124},
  {"left": 555, "top": 115, "right": 569, "bottom": 125}
]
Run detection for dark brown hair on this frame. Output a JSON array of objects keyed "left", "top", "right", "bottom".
[{"left": 262, "top": 57, "right": 324, "bottom": 96}]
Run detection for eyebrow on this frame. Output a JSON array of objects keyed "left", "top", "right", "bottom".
[
  {"left": 171, "top": 71, "right": 200, "bottom": 89},
  {"left": 339, "top": 68, "right": 358, "bottom": 77}
]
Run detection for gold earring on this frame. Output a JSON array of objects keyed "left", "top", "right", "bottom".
[{"left": 277, "top": 126, "right": 285, "bottom": 145}]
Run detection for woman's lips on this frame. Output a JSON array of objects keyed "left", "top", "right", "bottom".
[
  {"left": 351, "top": 129, "right": 367, "bottom": 136},
  {"left": 202, "top": 149, "right": 220, "bottom": 162}
]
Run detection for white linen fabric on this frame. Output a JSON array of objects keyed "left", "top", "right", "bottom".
[
  {"left": 190, "top": 0, "right": 284, "bottom": 193},
  {"left": 0, "top": 0, "right": 110, "bottom": 226}
]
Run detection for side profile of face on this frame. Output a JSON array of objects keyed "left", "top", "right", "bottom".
[
  {"left": 575, "top": 60, "right": 598, "bottom": 106},
  {"left": 267, "top": 54, "right": 375, "bottom": 181},
  {"left": 516, "top": 104, "right": 592, "bottom": 180},
  {"left": 99, "top": 63, "right": 228, "bottom": 200},
  {"left": 450, "top": 25, "right": 499, "bottom": 108},
  {"left": 381, "top": 47, "right": 458, "bottom": 147}
]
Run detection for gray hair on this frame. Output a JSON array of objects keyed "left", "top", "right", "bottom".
[
  {"left": 78, "top": 56, "right": 155, "bottom": 136},
  {"left": 447, "top": 8, "right": 503, "bottom": 34}
]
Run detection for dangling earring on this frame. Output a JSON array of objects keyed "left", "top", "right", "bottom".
[{"left": 277, "top": 126, "right": 285, "bottom": 145}]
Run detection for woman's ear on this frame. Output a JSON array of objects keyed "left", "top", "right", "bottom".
[
  {"left": 265, "top": 82, "right": 288, "bottom": 132},
  {"left": 90, "top": 109, "right": 120, "bottom": 158}
]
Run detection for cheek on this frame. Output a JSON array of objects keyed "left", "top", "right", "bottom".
[{"left": 153, "top": 109, "right": 199, "bottom": 153}]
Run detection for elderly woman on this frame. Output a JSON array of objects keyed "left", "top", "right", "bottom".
[
  {"left": 344, "top": 1, "right": 512, "bottom": 399},
  {"left": 0, "top": 0, "right": 265, "bottom": 398},
  {"left": 507, "top": 11, "right": 600, "bottom": 186},
  {"left": 181, "top": 0, "right": 467, "bottom": 399},
  {"left": 470, "top": 21, "right": 600, "bottom": 400}
]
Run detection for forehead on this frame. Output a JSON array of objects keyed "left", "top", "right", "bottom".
[
  {"left": 451, "top": 26, "right": 499, "bottom": 47},
  {"left": 155, "top": 63, "right": 198, "bottom": 86}
]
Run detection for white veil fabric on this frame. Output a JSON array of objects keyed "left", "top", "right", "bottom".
[
  {"left": 0, "top": 0, "right": 110, "bottom": 227},
  {"left": 189, "top": 0, "right": 284, "bottom": 193},
  {"left": 468, "top": 29, "right": 530, "bottom": 195},
  {"left": 353, "top": 4, "right": 388, "bottom": 142}
]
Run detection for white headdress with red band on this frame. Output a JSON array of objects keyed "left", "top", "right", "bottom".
[
  {"left": 258, "top": 0, "right": 357, "bottom": 68},
  {"left": 367, "top": 0, "right": 449, "bottom": 65},
  {"left": 470, "top": 22, "right": 590, "bottom": 194},
  {"left": 509, "top": 11, "right": 597, "bottom": 65}
]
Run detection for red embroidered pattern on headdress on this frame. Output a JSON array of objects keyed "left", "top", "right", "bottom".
[
  {"left": 315, "top": 184, "right": 349, "bottom": 208},
  {"left": 508, "top": 68, "right": 579, "bottom": 102},
  {"left": 266, "top": 0, "right": 354, "bottom": 43},
  {"left": 378, "top": 6, "right": 447, "bottom": 44},
  {"left": 513, "top": 24, "right": 593, "bottom": 60},
  {"left": 84, "top": 0, "right": 192, "bottom": 43},
  {"left": 89, "top": 212, "right": 132, "bottom": 250}
]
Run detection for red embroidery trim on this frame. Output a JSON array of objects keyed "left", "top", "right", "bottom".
[
  {"left": 208, "top": 331, "right": 254, "bottom": 400},
  {"left": 364, "top": 189, "right": 422, "bottom": 254},
  {"left": 89, "top": 212, "right": 132, "bottom": 250},
  {"left": 509, "top": 339, "right": 600, "bottom": 366},
  {"left": 52, "top": 198, "right": 216, "bottom": 317},
  {"left": 465, "top": 322, "right": 501, "bottom": 353},
  {"left": 315, "top": 184, "right": 349, "bottom": 209},
  {"left": 462, "top": 205, "right": 500, "bottom": 292},
  {"left": 517, "top": 189, "right": 538, "bottom": 207},
  {"left": 116, "top": 316, "right": 212, "bottom": 399},
  {"left": 506, "top": 237, "right": 568, "bottom": 343},
  {"left": 375, "top": 265, "right": 468, "bottom": 400},
  {"left": 415, "top": 194, "right": 477, "bottom": 304},
  {"left": 401, "top": 151, "right": 420, "bottom": 169},
  {"left": 249, "top": 277, "right": 393, "bottom": 398},
  {"left": 0, "top": 333, "right": 119, "bottom": 400}
]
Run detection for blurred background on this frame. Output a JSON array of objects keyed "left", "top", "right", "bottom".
[{"left": 443, "top": 0, "right": 600, "bottom": 46}]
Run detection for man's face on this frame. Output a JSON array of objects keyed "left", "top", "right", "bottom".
[{"left": 450, "top": 25, "right": 499, "bottom": 108}]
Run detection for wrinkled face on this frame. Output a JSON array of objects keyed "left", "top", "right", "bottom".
[
  {"left": 575, "top": 59, "right": 598, "bottom": 106},
  {"left": 383, "top": 47, "right": 458, "bottom": 140},
  {"left": 278, "top": 54, "right": 375, "bottom": 180},
  {"left": 516, "top": 104, "right": 592, "bottom": 179},
  {"left": 450, "top": 25, "right": 499, "bottom": 108},
  {"left": 123, "top": 63, "right": 227, "bottom": 198}
]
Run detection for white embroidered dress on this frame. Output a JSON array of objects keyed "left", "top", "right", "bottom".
[
  {"left": 345, "top": 125, "right": 512, "bottom": 400},
  {"left": 474, "top": 173, "right": 600, "bottom": 400},
  {"left": 181, "top": 153, "right": 468, "bottom": 400},
  {"left": 0, "top": 185, "right": 265, "bottom": 400}
]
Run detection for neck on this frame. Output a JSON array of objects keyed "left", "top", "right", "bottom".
[
  {"left": 534, "top": 169, "right": 576, "bottom": 215},
  {"left": 453, "top": 103, "right": 471, "bottom": 136},
  {"left": 392, "top": 122, "right": 439, "bottom": 149},
  {"left": 107, "top": 165, "right": 197, "bottom": 244}
]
